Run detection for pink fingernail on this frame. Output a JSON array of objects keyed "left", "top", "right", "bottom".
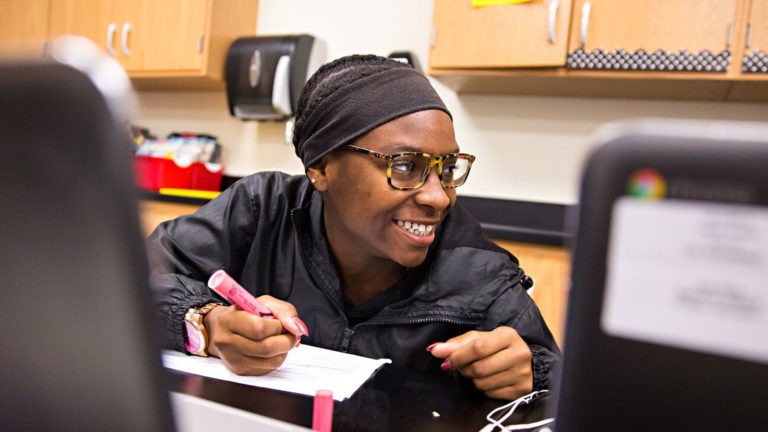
[
  {"left": 426, "top": 342, "right": 440, "bottom": 352},
  {"left": 440, "top": 359, "right": 453, "bottom": 371},
  {"left": 295, "top": 335, "right": 302, "bottom": 348},
  {"left": 293, "top": 318, "right": 310, "bottom": 336}
]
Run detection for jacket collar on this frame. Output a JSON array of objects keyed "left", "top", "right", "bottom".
[{"left": 291, "top": 191, "right": 345, "bottom": 304}]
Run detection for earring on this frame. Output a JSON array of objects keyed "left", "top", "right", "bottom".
[{"left": 310, "top": 178, "right": 317, "bottom": 184}]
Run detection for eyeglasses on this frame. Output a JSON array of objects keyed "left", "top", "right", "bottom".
[{"left": 345, "top": 144, "right": 476, "bottom": 191}]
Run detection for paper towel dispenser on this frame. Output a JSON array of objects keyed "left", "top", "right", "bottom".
[{"left": 225, "top": 34, "right": 324, "bottom": 121}]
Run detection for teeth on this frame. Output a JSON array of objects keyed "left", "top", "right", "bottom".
[{"left": 396, "top": 220, "right": 435, "bottom": 237}]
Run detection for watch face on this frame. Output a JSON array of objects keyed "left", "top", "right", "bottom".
[{"left": 184, "top": 321, "right": 203, "bottom": 353}]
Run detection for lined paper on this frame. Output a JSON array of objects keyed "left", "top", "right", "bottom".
[{"left": 162, "top": 344, "right": 391, "bottom": 401}]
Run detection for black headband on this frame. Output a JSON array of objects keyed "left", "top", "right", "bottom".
[{"left": 294, "top": 67, "right": 451, "bottom": 168}]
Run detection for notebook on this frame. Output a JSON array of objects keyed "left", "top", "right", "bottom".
[{"left": 550, "top": 118, "right": 768, "bottom": 431}]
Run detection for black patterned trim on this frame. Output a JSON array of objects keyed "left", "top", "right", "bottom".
[
  {"left": 742, "top": 50, "right": 768, "bottom": 73},
  {"left": 567, "top": 48, "right": 731, "bottom": 72}
]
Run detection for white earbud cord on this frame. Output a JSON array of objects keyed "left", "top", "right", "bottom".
[{"left": 480, "top": 390, "right": 555, "bottom": 432}]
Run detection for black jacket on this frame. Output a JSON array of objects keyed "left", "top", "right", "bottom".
[{"left": 147, "top": 172, "right": 560, "bottom": 390}]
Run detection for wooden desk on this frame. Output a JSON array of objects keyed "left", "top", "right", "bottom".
[{"left": 166, "top": 363, "right": 553, "bottom": 432}]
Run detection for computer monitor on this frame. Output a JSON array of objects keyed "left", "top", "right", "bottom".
[
  {"left": 551, "top": 118, "right": 768, "bottom": 431},
  {"left": 0, "top": 61, "right": 176, "bottom": 431}
]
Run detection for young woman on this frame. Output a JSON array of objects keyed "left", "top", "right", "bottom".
[{"left": 148, "top": 54, "right": 560, "bottom": 401}]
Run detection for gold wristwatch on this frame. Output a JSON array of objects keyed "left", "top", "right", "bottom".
[{"left": 183, "top": 303, "right": 221, "bottom": 356}]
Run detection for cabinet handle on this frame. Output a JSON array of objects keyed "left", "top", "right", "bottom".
[
  {"left": 121, "top": 22, "right": 132, "bottom": 57},
  {"left": 548, "top": 0, "right": 559, "bottom": 44},
  {"left": 580, "top": 0, "right": 591, "bottom": 48},
  {"left": 106, "top": 23, "right": 117, "bottom": 56},
  {"left": 745, "top": 23, "right": 753, "bottom": 49}
]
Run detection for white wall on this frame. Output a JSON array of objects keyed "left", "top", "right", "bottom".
[{"left": 133, "top": 0, "right": 768, "bottom": 205}]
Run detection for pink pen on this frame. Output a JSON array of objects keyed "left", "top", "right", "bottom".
[{"left": 207, "top": 269, "right": 274, "bottom": 318}]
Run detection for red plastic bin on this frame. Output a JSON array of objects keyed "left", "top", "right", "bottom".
[
  {"left": 190, "top": 163, "right": 224, "bottom": 191},
  {"left": 133, "top": 155, "right": 162, "bottom": 191},
  {"left": 134, "top": 156, "right": 223, "bottom": 192}
]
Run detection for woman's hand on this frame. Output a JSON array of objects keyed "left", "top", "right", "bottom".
[
  {"left": 428, "top": 326, "right": 532, "bottom": 400},
  {"left": 203, "top": 295, "right": 309, "bottom": 376}
]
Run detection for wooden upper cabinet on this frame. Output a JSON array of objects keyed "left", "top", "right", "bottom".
[
  {"left": 741, "top": 0, "right": 768, "bottom": 75},
  {"left": 567, "top": 0, "right": 739, "bottom": 73},
  {"left": 429, "top": 0, "right": 574, "bottom": 69},
  {"left": 115, "top": 0, "right": 208, "bottom": 73},
  {"left": 48, "top": 0, "right": 259, "bottom": 89},
  {"left": 48, "top": 0, "right": 113, "bottom": 55},
  {"left": 0, "top": 0, "right": 51, "bottom": 57}
]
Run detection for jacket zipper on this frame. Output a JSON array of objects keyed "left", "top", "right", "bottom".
[
  {"left": 339, "top": 316, "right": 481, "bottom": 353},
  {"left": 291, "top": 209, "right": 355, "bottom": 348},
  {"left": 360, "top": 316, "right": 480, "bottom": 328},
  {"left": 339, "top": 267, "right": 530, "bottom": 349},
  {"left": 340, "top": 327, "right": 354, "bottom": 352},
  {"left": 292, "top": 208, "right": 372, "bottom": 329}
]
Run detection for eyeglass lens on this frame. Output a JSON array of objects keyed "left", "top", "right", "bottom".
[{"left": 390, "top": 153, "right": 472, "bottom": 189}]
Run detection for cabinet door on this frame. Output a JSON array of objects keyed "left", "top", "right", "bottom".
[
  {"left": 568, "top": 0, "right": 739, "bottom": 72},
  {"left": 742, "top": 0, "right": 768, "bottom": 74},
  {"left": 0, "top": 0, "right": 50, "bottom": 56},
  {"left": 117, "top": 0, "right": 208, "bottom": 73},
  {"left": 430, "top": 0, "right": 573, "bottom": 68},
  {"left": 49, "top": 0, "right": 116, "bottom": 56},
  {"left": 48, "top": 0, "right": 256, "bottom": 88}
]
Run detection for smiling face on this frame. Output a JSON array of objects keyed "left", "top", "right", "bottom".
[{"left": 308, "top": 109, "right": 459, "bottom": 273}]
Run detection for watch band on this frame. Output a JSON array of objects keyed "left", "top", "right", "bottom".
[{"left": 183, "top": 302, "right": 221, "bottom": 357}]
